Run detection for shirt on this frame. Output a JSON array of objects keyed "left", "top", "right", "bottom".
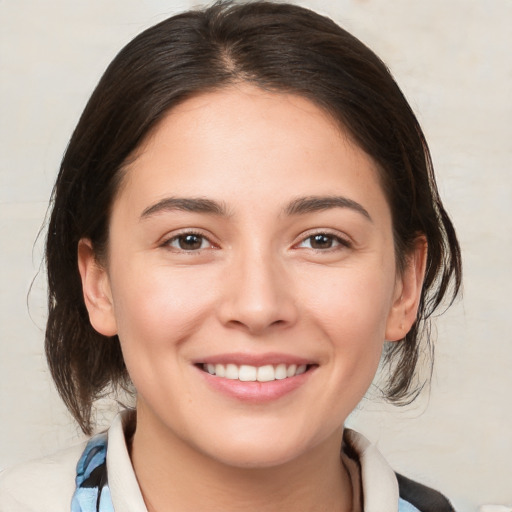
[{"left": 0, "top": 411, "right": 453, "bottom": 511}]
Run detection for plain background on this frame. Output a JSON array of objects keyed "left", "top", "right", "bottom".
[{"left": 1, "top": 1, "right": 511, "bottom": 510}]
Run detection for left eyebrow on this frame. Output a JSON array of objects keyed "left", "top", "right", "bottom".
[
  {"left": 284, "top": 195, "right": 372, "bottom": 222},
  {"left": 140, "top": 197, "right": 231, "bottom": 220}
]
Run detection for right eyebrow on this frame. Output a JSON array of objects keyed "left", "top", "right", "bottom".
[{"left": 140, "top": 197, "right": 231, "bottom": 220}]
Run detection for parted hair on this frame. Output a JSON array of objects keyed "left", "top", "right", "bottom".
[{"left": 45, "top": 0, "right": 462, "bottom": 434}]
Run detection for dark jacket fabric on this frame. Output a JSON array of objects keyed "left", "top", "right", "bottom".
[{"left": 397, "top": 473, "right": 456, "bottom": 512}]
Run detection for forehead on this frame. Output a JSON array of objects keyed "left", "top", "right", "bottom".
[
  {"left": 135, "top": 86, "right": 348, "bottom": 164},
  {"left": 116, "top": 85, "right": 388, "bottom": 219}
]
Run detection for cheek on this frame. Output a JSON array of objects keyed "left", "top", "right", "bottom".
[
  {"left": 109, "top": 264, "right": 217, "bottom": 360},
  {"left": 300, "top": 264, "right": 395, "bottom": 337},
  {"left": 298, "top": 266, "right": 394, "bottom": 391}
]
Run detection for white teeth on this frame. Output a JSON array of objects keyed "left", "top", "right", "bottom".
[
  {"left": 239, "top": 365, "right": 257, "bottom": 381},
  {"left": 225, "top": 364, "right": 238, "bottom": 380},
  {"left": 296, "top": 364, "right": 307, "bottom": 375},
  {"left": 257, "top": 365, "right": 275, "bottom": 382},
  {"left": 275, "top": 364, "right": 287, "bottom": 380},
  {"left": 286, "top": 364, "right": 297, "bottom": 377},
  {"left": 215, "top": 364, "right": 226, "bottom": 377},
  {"left": 202, "top": 363, "right": 309, "bottom": 381}
]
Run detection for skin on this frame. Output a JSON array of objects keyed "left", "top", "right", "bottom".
[{"left": 79, "top": 85, "right": 426, "bottom": 511}]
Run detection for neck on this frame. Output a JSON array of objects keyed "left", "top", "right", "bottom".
[{"left": 130, "top": 407, "right": 353, "bottom": 512}]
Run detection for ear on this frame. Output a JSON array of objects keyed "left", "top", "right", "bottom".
[
  {"left": 385, "top": 237, "right": 427, "bottom": 342},
  {"left": 77, "top": 238, "right": 118, "bottom": 336}
]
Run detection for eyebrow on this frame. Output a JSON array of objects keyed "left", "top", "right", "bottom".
[
  {"left": 140, "top": 197, "right": 230, "bottom": 219},
  {"left": 140, "top": 195, "right": 371, "bottom": 222},
  {"left": 284, "top": 195, "right": 372, "bottom": 221}
]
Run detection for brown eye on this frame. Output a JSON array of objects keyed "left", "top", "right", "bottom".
[
  {"left": 167, "top": 233, "right": 209, "bottom": 251},
  {"left": 309, "top": 234, "right": 334, "bottom": 249},
  {"left": 180, "top": 234, "right": 203, "bottom": 250},
  {"left": 296, "top": 232, "right": 350, "bottom": 251}
]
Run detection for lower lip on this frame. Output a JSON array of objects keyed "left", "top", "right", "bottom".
[{"left": 197, "top": 366, "right": 314, "bottom": 403}]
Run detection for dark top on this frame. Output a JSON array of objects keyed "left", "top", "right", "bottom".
[{"left": 397, "top": 472, "right": 456, "bottom": 512}]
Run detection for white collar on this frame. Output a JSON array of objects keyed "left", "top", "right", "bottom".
[
  {"left": 107, "top": 412, "right": 148, "bottom": 512},
  {"left": 344, "top": 428, "right": 399, "bottom": 511},
  {"left": 106, "top": 411, "right": 399, "bottom": 512}
]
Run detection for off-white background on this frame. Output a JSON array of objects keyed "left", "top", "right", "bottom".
[{"left": 1, "top": 1, "right": 511, "bottom": 511}]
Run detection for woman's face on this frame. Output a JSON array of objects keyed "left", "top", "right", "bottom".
[{"left": 80, "top": 85, "right": 423, "bottom": 468}]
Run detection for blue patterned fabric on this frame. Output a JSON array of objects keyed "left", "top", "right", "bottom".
[
  {"left": 71, "top": 433, "right": 114, "bottom": 512},
  {"left": 70, "top": 432, "right": 423, "bottom": 512},
  {"left": 399, "top": 497, "right": 422, "bottom": 511}
]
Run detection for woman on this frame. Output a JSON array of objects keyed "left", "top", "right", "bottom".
[{"left": 0, "top": 1, "right": 461, "bottom": 511}]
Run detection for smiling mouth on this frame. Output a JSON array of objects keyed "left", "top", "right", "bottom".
[{"left": 198, "top": 363, "right": 314, "bottom": 382}]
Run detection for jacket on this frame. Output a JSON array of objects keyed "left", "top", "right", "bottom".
[{"left": 0, "top": 412, "right": 455, "bottom": 511}]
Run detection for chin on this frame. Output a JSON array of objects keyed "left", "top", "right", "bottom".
[
  {"left": 203, "top": 442, "right": 306, "bottom": 470},
  {"left": 189, "top": 423, "right": 331, "bottom": 470}
]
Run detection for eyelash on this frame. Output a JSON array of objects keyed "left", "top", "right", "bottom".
[
  {"left": 294, "top": 231, "right": 352, "bottom": 251},
  {"left": 163, "top": 231, "right": 215, "bottom": 252},
  {"left": 162, "top": 230, "right": 351, "bottom": 253}
]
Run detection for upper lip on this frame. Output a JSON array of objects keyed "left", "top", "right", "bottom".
[{"left": 193, "top": 352, "right": 315, "bottom": 367}]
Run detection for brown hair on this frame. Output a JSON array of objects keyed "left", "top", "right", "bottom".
[{"left": 45, "top": 0, "right": 461, "bottom": 434}]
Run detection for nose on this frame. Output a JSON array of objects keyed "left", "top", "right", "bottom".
[{"left": 217, "top": 246, "right": 298, "bottom": 335}]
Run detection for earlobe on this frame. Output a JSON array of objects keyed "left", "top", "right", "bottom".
[
  {"left": 77, "top": 239, "right": 118, "bottom": 336},
  {"left": 385, "top": 237, "right": 427, "bottom": 342}
]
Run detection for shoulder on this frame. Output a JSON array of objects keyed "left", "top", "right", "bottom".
[
  {"left": 397, "top": 473, "right": 456, "bottom": 512},
  {"left": 0, "top": 441, "right": 86, "bottom": 512}
]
